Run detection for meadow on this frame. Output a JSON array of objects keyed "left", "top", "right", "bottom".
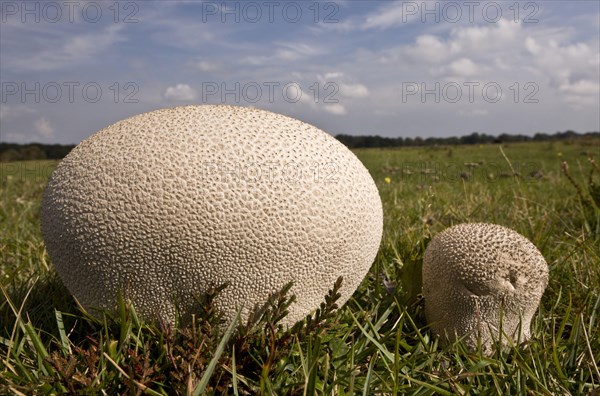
[{"left": 1, "top": 139, "right": 599, "bottom": 395}]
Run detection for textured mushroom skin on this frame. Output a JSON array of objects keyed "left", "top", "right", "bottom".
[
  {"left": 41, "top": 105, "right": 383, "bottom": 326},
  {"left": 423, "top": 223, "right": 548, "bottom": 352}
]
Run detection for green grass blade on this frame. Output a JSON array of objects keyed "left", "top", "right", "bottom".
[
  {"left": 305, "top": 336, "right": 322, "bottom": 395},
  {"left": 232, "top": 345, "right": 239, "bottom": 396},
  {"left": 23, "top": 322, "right": 51, "bottom": 376},
  {"left": 362, "top": 351, "right": 378, "bottom": 396},
  {"left": 193, "top": 309, "right": 241, "bottom": 396},
  {"left": 350, "top": 311, "right": 394, "bottom": 362},
  {"left": 54, "top": 309, "right": 71, "bottom": 355}
]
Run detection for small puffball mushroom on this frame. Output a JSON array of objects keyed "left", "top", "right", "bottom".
[
  {"left": 422, "top": 223, "right": 548, "bottom": 353},
  {"left": 41, "top": 105, "right": 383, "bottom": 327}
]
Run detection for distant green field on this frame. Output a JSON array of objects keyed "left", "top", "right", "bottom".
[{"left": 1, "top": 140, "right": 599, "bottom": 394}]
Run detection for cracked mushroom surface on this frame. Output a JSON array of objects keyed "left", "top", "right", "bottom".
[
  {"left": 422, "top": 223, "right": 549, "bottom": 352},
  {"left": 41, "top": 105, "right": 383, "bottom": 327}
]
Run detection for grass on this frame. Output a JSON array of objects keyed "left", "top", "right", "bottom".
[{"left": 1, "top": 139, "right": 599, "bottom": 395}]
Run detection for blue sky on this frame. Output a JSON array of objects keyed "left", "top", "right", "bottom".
[{"left": 1, "top": 0, "right": 599, "bottom": 144}]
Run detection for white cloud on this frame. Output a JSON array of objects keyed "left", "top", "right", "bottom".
[
  {"left": 5, "top": 25, "right": 124, "bottom": 72},
  {"left": 240, "top": 42, "right": 324, "bottom": 66},
  {"left": 324, "top": 72, "right": 343, "bottom": 80},
  {"left": 340, "top": 83, "right": 370, "bottom": 98},
  {"left": 448, "top": 58, "right": 478, "bottom": 77},
  {"left": 559, "top": 80, "right": 600, "bottom": 95},
  {"left": 362, "top": 2, "right": 418, "bottom": 30},
  {"left": 323, "top": 104, "right": 347, "bottom": 115},
  {"left": 193, "top": 61, "right": 220, "bottom": 72},
  {"left": 406, "top": 35, "right": 460, "bottom": 64},
  {"left": 494, "top": 57, "right": 510, "bottom": 71},
  {"left": 525, "top": 37, "right": 542, "bottom": 55},
  {"left": 452, "top": 19, "right": 521, "bottom": 49},
  {"left": 277, "top": 44, "right": 314, "bottom": 61},
  {"left": 279, "top": 82, "right": 348, "bottom": 115},
  {"left": 559, "top": 80, "right": 600, "bottom": 109},
  {"left": 34, "top": 117, "right": 55, "bottom": 138},
  {"left": 293, "top": 83, "right": 318, "bottom": 110},
  {"left": 401, "top": 19, "right": 525, "bottom": 68},
  {"left": 164, "top": 84, "right": 197, "bottom": 101},
  {"left": 523, "top": 37, "right": 599, "bottom": 108},
  {"left": 312, "top": 1, "right": 424, "bottom": 32},
  {"left": 317, "top": 73, "right": 370, "bottom": 98},
  {"left": 563, "top": 95, "right": 598, "bottom": 107},
  {"left": 0, "top": 106, "right": 35, "bottom": 121},
  {"left": 329, "top": 14, "right": 597, "bottom": 134},
  {"left": 392, "top": 17, "right": 598, "bottom": 105}
]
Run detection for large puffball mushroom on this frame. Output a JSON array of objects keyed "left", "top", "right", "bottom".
[
  {"left": 422, "top": 223, "right": 548, "bottom": 353},
  {"left": 41, "top": 105, "right": 383, "bottom": 327}
]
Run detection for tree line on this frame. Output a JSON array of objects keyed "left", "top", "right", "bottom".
[
  {"left": 335, "top": 130, "right": 600, "bottom": 148},
  {"left": 0, "top": 143, "right": 75, "bottom": 162},
  {"left": 0, "top": 130, "right": 598, "bottom": 162}
]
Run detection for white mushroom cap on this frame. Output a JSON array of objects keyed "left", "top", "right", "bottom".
[
  {"left": 41, "top": 105, "right": 383, "bottom": 327},
  {"left": 422, "top": 223, "right": 549, "bottom": 352}
]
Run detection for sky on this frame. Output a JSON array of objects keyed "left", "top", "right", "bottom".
[{"left": 0, "top": 0, "right": 599, "bottom": 144}]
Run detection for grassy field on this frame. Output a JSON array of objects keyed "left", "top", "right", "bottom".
[{"left": 1, "top": 140, "right": 599, "bottom": 395}]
